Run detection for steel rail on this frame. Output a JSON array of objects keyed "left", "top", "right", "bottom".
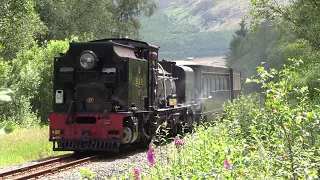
[
  {"left": 0, "top": 154, "right": 98, "bottom": 180},
  {"left": 0, "top": 154, "right": 73, "bottom": 178}
]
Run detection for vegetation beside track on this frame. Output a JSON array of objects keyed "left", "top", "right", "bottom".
[
  {"left": 78, "top": 59, "right": 319, "bottom": 180},
  {"left": 0, "top": 127, "right": 69, "bottom": 166}
]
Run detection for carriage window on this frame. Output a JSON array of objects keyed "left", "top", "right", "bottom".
[
  {"left": 202, "top": 77, "right": 206, "bottom": 97},
  {"left": 223, "top": 76, "right": 228, "bottom": 90},
  {"left": 221, "top": 76, "right": 224, "bottom": 90},
  {"left": 226, "top": 77, "right": 230, "bottom": 90},
  {"left": 233, "top": 74, "right": 236, "bottom": 89},
  {"left": 212, "top": 76, "right": 216, "bottom": 92},
  {"left": 216, "top": 76, "right": 220, "bottom": 91},
  {"left": 220, "top": 76, "right": 224, "bottom": 90},
  {"left": 207, "top": 77, "right": 211, "bottom": 97},
  {"left": 235, "top": 75, "right": 238, "bottom": 90},
  {"left": 235, "top": 74, "right": 241, "bottom": 90},
  {"left": 205, "top": 77, "right": 208, "bottom": 97}
]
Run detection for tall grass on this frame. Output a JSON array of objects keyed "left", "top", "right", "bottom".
[{"left": 0, "top": 127, "right": 69, "bottom": 166}]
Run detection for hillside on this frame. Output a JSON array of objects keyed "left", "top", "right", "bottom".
[
  {"left": 164, "top": 0, "right": 250, "bottom": 31},
  {"left": 140, "top": 0, "right": 251, "bottom": 60}
]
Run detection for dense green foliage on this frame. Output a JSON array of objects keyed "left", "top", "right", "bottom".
[
  {"left": 251, "top": 0, "right": 320, "bottom": 50},
  {"left": 0, "top": 0, "right": 45, "bottom": 59},
  {"left": 225, "top": 20, "right": 314, "bottom": 93},
  {"left": 0, "top": 0, "right": 156, "bottom": 126},
  {"left": 226, "top": 0, "right": 320, "bottom": 95},
  {"left": 0, "top": 40, "right": 69, "bottom": 126},
  {"left": 36, "top": 0, "right": 157, "bottom": 41}
]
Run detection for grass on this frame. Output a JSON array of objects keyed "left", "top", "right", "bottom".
[{"left": 0, "top": 126, "right": 70, "bottom": 166}]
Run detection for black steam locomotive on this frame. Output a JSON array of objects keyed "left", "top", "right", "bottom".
[{"left": 47, "top": 38, "right": 242, "bottom": 152}]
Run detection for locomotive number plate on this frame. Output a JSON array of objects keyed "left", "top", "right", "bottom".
[{"left": 169, "top": 98, "right": 177, "bottom": 106}]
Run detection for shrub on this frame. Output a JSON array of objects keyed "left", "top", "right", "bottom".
[
  {"left": 226, "top": 58, "right": 320, "bottom": 179},
  {"left": 0, "top": 40, "right": 69, "bottom": 126}
]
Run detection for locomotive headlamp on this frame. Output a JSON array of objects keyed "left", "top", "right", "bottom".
[{"left": 79, "top": 50, "right": 98, "bottom": 70}]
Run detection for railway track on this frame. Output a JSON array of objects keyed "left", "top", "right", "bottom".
[{"left": 0, "top": 153, "right": 99, "bottom": 180}]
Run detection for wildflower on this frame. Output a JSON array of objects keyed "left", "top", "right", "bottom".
[
  {"left": 132, "top": 168, "right": 141, "bottom": 180},
  {"left": 147, "top": 146, "right": 156, "bottom": 167},
  {"left": 174, "top": 137, "right": 183, "bottom": 147},
  {"left": 224, "top": 158, "right": 231, "bottom": 170}
]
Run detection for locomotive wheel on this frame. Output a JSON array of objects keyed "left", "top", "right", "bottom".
[{"left": 121, "top": 127, "right": 133, "bottom": 144}]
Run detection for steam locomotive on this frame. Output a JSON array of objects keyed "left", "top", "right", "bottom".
[{"left": 47, "top": 38, "right": 242, "bottom": 152}]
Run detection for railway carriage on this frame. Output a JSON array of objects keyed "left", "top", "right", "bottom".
[
  {"left": 160, "top": 61, "right": 242, "bottom": 123},
  {"left": 47, "top": 38, "right": 242, "bottom": 152}
]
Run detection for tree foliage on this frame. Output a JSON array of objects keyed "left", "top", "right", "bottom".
[
  {"left": 0, "top": 0, "right": 45, "bottom": 59},
  {"left": 250, "top": 0, "right": 320, "bottom": 50},
  {"left": 0, "top": 0, "right": 157, "bottom": 60},
  {"left": 227, "top": 0, "right": 320, "bottom": 95},
  {"left": 35, "top": 0, "right": 157, "bottom": 41},
  {"left": 112, "top": 0, "right": 157, "bottom": 38},
  {"left": 225, "top": 21, "right": 283, "bottom": 93},
  {"left": 0, "top": 40, "right": 69, "bottom": 126}
]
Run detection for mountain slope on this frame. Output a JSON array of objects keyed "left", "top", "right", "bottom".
[
  {"left": 140, "top": 0, "right": 252, "bottom": 60},
  {"left": 164, "top": 0, "right": 250, "bottom": 31}
]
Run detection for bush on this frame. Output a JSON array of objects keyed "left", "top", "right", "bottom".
[
  {"left": 0, "top": 40, "right": 69, "bottom": 126},
  {"left": 225, "top": 58, "right": 320, "bottom": 179}
]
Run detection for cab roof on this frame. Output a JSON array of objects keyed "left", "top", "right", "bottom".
[{"left": 90, "top": 38, "right": 160, "bottom": 50}]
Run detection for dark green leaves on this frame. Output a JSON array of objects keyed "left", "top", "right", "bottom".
[
  {"left": 35, "top": 0, "right": 157, "bottom": 40},
  {"left": 0, "top": 0, "right": 45, "bottom": 59}
]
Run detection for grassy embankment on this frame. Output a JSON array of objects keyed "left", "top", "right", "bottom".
[{"left": 0, "top": 127, "right": 69, "bottom": 166}]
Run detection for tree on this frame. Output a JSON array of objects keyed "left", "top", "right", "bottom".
[
  {"left": 235, "top": 19, "right": 248, "bottom": 37},
  {"left": 250, "top": 0, "right": 320, "bottom": 50},
  {"left": 111, "top": 0, "right": 157, "bottom": 38},
  {"left": 35, "top": 0, "right": 157, "bottom": 41},
  {"left": 225, "top": 21, "right": 284, "bottom": 93},
  {"left": 0, "top": 0, "right": 45, "bottom": 59},
  {"left": 226, "top": 19, "right": 249, "bottom": 67},
  {"left": 36, "top": 0, "right": 114, "bottom": 41}
]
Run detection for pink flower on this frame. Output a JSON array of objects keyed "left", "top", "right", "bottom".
[
  {"left": 174, "top": 137, "right": 183, "bottom": 147},
  {"left": 147, "top": 146, "right": 156, "bottom": 167},
  {"left": 133, "top": 168, "right": 141, "bottom": 180},
  {"left": 224, "top": 158, "right": 231, "bottom": 170}
]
